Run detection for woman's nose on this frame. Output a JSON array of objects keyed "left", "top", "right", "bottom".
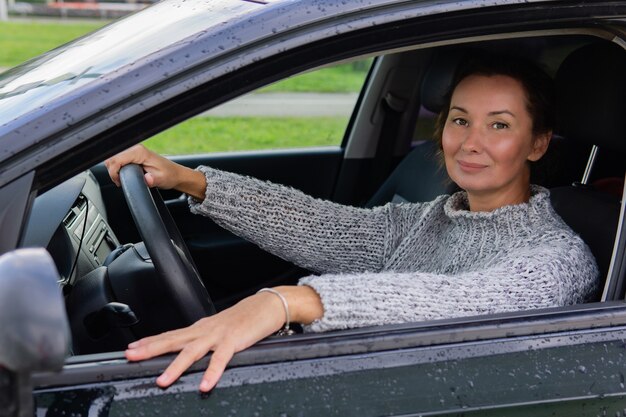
[{"left": 461, "top": 126, "right": 482, "bottom": 153}]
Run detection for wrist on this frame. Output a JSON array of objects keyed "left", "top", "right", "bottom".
[
  {"left": 175, "top": 166, "right": 207, "bottom": 200},
  {"left": 254, "top": 290, "right": 291, "bottom": 332},
  {"left": 257, "top": 288, "right": 295, "bottom": 335},
  {"left": 274, "top": 285, "right": 323, "bottom": 325}
]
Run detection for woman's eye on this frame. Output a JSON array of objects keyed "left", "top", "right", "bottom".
[
  {"left": 492, "top": 122, "right": 509, "bottom": 130},
  {"left": 452, "top": 118, "right": 468, "bottom": 126}
]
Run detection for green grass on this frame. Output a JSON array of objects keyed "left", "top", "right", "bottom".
[
  {"left": 0, "top": 21, "right": 106, "bottom": 68},
  {"left": 260, "top": 61, "right": 372, "bottom": 93},
  {"left": 143, "top": 116, "right": 347, "bottom": 155}
]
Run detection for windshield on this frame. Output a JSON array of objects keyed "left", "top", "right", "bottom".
[{"left": 0, "top": 0, "right": 260, "bottom": 128}]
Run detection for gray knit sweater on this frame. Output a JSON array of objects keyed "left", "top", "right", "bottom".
[{"left": 189, "top": 166, "right": 599, "bottom": 333}]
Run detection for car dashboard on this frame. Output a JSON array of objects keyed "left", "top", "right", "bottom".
[{"left": 21, "top": 171, "right": 120, "bottom": 286}]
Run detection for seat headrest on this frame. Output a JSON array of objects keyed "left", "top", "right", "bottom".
[
  {"left": 420, "top": 49, "right": 467, "bottom": 113},
  {"left": 555, "top": 42, "right": 626, "bottom": 153}
]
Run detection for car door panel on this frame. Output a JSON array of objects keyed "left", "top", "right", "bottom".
[
  {"left": 33, "top": 305, "right": 626, "bottom": 416},
  {"left": 91, "top": 147, "right": 344, "bottom": 307}
]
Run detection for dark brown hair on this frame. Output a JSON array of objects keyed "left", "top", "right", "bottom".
[{"left": 433, "top": 53, "right": 555, "bottom": 148}]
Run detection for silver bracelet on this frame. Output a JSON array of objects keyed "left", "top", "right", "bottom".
[{"left": 257, "top": 288, "right": 295, "bottom": 336}]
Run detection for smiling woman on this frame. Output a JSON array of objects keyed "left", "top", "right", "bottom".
[
  {"left": 104, "top": 52, "right": 599, "bottom": 392},
  {"left": 438, "top": 54, "right": 554, "bottom": 212},
  {"left": 443, "top": 75, "right": 546, "bottom": 211}
]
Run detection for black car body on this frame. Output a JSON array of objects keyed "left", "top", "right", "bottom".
[{"left": 1, "top": 0, "right": 626, "bottom": 415}]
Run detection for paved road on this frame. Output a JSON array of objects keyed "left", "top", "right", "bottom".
[
  {"left": 7, "top": 16, "right": 113, "bottom": 24},
  {"left": 0, "top": 70, "right": 358, "bottom": 117},
  {"left": 203, "top": 92, "right": 359, "bottom": 118}
]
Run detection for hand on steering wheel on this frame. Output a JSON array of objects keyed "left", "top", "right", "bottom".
[{"left": 119, "top": 163, "right": 216, "bottom": 324}]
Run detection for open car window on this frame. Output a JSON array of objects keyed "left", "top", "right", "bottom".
[
  {"left": 142, "top": 58, "right": 373, "bottom": 155},
  {"left": 40, "top": 35, "right": 626, "bottom": 358}
]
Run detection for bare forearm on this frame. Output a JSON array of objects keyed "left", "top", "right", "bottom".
[
  {"left": 174, "top": 166, "right": 207, "bottom": 200},
  {"left": 274, "top": 285, "right": 324, "bottom": 325}
]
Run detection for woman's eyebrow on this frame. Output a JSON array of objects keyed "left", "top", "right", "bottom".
[
  {"left": 450, "top": 106, "right": 467, "bottom": 113},
  {"left": 488, "top": 110, "right": 516, "bottom": 117},
  {"left": 450, "top": 107, "right": 515, "bottom": 117}
]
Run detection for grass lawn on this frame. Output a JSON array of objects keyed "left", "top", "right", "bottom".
[
  {"left": 0, "top": 20, "right": 106, "bottom": 68},
  {"left": 143, "top": 116, "right": 347, "bottom": 155},
  {"left": 259, "top": 60, "right": 372, "bottom": 93}
]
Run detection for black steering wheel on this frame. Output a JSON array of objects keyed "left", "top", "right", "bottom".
[{"left": 119, "top": 164, "right": 216, "bottom": 325}]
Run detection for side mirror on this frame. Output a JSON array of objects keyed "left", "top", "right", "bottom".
[
  {"left": 0, "top": 248, "right": 70, "bottom": 416},
  {"left": 0, "top": 248, "right": 69, "bottom": 372}
]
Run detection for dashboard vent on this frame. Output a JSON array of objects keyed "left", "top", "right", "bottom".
[{"left": 63, "top": 194, "right": 87, "bottom": 228}]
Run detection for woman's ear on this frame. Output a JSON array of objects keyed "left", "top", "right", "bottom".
[{"left": 528, "top": 131, "right": 552, "bottom": 162}]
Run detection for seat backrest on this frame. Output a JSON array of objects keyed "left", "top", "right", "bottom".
[
  {"left": 366, "top": 140, "right": 451, "bottom": 207},
  {"left": 550, "top": 186, "right": 621, "bottom": 284},
  {"left": 366, "top": 46, "right": 585, "bottom": 208},
  {"left": 552, "top": 42, "right": 626, "bottom": 291},
  {"left": 366, "top": 48, "right": 465, "bottom": 207}
]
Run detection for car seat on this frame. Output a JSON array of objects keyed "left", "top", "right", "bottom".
[
  {"left": 551, "top": 42, "right": 626, "bottom": 299},
  {"left": 366, "top": 48, "right": 462, "bottom": 207}
]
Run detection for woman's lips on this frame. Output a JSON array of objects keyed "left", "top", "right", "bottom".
[{"left": 457, "top": 160, "right": 488, "bottom": 172}]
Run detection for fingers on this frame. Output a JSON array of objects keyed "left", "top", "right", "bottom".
[
  {"left": 103, "top": 158, "right": 122, "bottom": 187},
  {"left": 157, "top": 341, "right": 215, "bottom": 388},
  {"left": 125, "top": 327, "right": 195, "bottom": 361},
  {"left": 200, "top": 345, "right": 235, "bottom": 392},
  {"left": 124, "top": 320, "right": 237, "bottom": 392},
  {"left": 144, "top": 172, "right": 155, "bottom": 188},
  {"left": 104, "top": 144, "right": 149, "bottom": 187},
  {"left": 123, "top": 294, "right": 286, "bottom": 392},
  {"left": 127, "top": 334, "right": 236, "bottom": 392}
]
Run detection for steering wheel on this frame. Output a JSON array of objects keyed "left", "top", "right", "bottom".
[{"left": 119, "top": 164, "right": 216, "bottom": 325}]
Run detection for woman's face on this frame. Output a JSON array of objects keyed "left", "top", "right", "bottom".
[{"left": 441, "top": 74, "right": 550, "bottom": 211}]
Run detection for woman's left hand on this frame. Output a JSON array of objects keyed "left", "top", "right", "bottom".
[{"left": 125, "top": 291, "right": 286, "bottom": 392}]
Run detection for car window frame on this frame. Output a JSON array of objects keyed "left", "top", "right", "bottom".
[{"left": 602, "top": 174, "right": 626, "bottom": 301}]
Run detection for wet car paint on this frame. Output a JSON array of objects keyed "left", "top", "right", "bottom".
[{"left": 34, "top": 327, "right": 626, "bottom": 415}]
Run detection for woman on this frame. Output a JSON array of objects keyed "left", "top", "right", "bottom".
[{"left": 105, "top": 55, "right": 598, "bottom": 392}]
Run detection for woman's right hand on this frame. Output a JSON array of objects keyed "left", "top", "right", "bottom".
[
  {"left": 105, "top": 144, "right": 208, "bottom": 200},
  {"left": 105, "top": 144, "right": 182, "bottom": 189}
]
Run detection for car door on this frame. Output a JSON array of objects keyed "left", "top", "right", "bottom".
[
  {"left": 3, "top": 1, "right": 626, "bottom": 416},
  {"left": 30, "top": 304, "right": 626, "bottom": 416}
]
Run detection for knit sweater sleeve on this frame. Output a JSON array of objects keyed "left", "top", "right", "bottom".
[
  {"left": 188, "top": 166, "right": 427, "bottom": 274},
  {"left": 299, "top": 235, "right": 599, "bottom": 332}
]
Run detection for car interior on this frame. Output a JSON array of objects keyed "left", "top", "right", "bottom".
[{"left": 22, "top": 31, "right": 626, "bottom": 355}]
